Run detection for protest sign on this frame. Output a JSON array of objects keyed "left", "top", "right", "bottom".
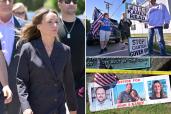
[
  {"left": 88, "top": 83, "right": 114, "bottom": 112},
  {"left": 88, "top": 75, "right": 171, "bottom": 112},
  {"left": 144, "top": 75, "right": 171, "bottom": 104},
  {"left": 86, "top": 57, "right": 150, "bottom": 69},
  {"left": 126, "top": 3, "right": 147, "bottom": 21},
  {"left": 114, "top": 78, "right": 145, "bottom": 108},
  {"left": 128, "top": 37, "right": 148, "bottom": 56}
]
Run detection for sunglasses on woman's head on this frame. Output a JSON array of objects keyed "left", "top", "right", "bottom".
[
  {"left": 14, "top": 11, "right": 25, "bottom": 15},
  {"left": 64, "top": 0, "right": 77, "bottom": 4}
]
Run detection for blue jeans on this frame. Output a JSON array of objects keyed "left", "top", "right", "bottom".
[{"left": 148, "top": 27, "right": 166, "bottom": 56}]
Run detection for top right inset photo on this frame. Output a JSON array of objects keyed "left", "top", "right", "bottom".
[{"left": 86, "top": 0, "right": 171, "bottom": 57}]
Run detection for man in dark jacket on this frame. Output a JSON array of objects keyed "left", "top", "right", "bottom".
[
  {"left": 0, "top": 45, "right": 13, "bottom": 114},
  {"left": 0, "top": 0, "right": 25, "bottom": 113},
  {"left": 58, "top": 0, "right": 85, "bottom": 114},
  {"left": 118, "top": 13, "right": 132, "bottom": 44}
]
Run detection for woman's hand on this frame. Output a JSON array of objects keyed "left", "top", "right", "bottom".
[
  {"left": 2, "top": 85, "right": 12, "bottom": 104},
  {"left": 23, "top": 109, "right": 33, "bottom": 114},
  {"left": 70, "top": 111, "right": 77, "bottom": 114}
]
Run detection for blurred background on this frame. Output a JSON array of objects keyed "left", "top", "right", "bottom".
[{"left": 14, "top": 0, "right": 85, "bottom": 20}]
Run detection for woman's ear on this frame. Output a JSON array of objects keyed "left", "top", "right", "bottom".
[{"left": 37, "top": 24, "right": 41, "bottom": 30}]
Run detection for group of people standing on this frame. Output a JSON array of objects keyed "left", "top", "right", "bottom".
[
  {"left": 0, "top": 0, "right": 85, "bottom": 114},
  {"left": 98, "top": 11, "right": 132, "bottom": 54},
  {"left": 98, "top": 0, "right": 171, "bottom": 56}
]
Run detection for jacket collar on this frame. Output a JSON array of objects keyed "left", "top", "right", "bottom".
[{"left": 33, "top": 38, "right": 65, "bottom": 81}]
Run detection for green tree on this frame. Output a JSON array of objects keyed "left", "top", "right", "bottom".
[
  {"left": 56, "top": 0, "right": 85, "bottom": 15},
  {"left": 15, "top": 0, "right": 46, "bottom": 11},
  {"left": 86, "top": 19, "right": 91, "bottom": 33},
  {"left": 76, "top": 0, "right": 85, "bottom": 15},
  {"left": 15, "top": 0, "right": 85, "bottom": 15},
  {"left": 44, "top": 0, "right": 57, "bottom": 9}
]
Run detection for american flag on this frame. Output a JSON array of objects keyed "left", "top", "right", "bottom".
[
  {"left": 91, "top": 7, "right": 103, "bottom": 35},
  {"left": 94, "top": 73, "right": 119, "bottom": 87}
]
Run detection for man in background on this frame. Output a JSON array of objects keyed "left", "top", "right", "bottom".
[
  {"left": 118, "top": 13, "right": 132, "bottom": 45},
  {"left": 0, "top": 44, "right": 13, "bottom": 114},
  {"left": 58, "top": 0, "right": 85, "bottom": 114},
  {"left": 0, "top": 0, "right": 25, "bottom": 113}
]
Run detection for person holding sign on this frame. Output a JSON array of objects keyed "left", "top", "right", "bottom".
[
  {"left": 149, "top": 80, "right": 167, "bottom": 100},
  {"left": 99, "top": 13, "right": 111, "bottom": 54},
  {"left": 118, "top": 13, "right": 132, "bottom": 44},
  {"left": 147, "top": 0, "right": 171, "bottom": 56}
]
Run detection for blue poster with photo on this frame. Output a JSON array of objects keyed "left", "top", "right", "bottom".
[
  {"left": 114, "top": 82, "right": 145, "bottom": 104},
  {"left": 147, "top": 79, "right": 167, "bottom": 100}
]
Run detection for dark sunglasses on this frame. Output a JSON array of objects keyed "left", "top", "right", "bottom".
[
  {"left": 14, "top": 11, "right": 25, "bottom": 15},
  {"left": 64, "top": 0, "right": 77, "bottom": 4}
]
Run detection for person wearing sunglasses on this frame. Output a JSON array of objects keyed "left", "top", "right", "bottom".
[
  {"left": 12, "top": 2, "right": 28, "bottom": 20},
  {"left": 0, "top": 0, "right": 25, "bottom": 114},
  {"left": 58, "top": 0, "right": 85, "bottom": 114},
  {"left": 62, "top": 0, "right": 77, "bottom": 4}
]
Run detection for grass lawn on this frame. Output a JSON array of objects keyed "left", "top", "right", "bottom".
[
  {"left": 86, "top": 103, "right": 171, "bottom": 114},
  {"left": 153, "top": 43, "right": 171, "bottom": 54},
  {"left": 131, "top": 33, "right": 171, "bottom": 41},
  {"left": 131, "top": 33, "right": 171, "bottom": 54}
]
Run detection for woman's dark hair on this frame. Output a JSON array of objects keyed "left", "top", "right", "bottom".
[
  {"left": 152, "top": 80, "right": 165, "bottom": 98},
  {"left": 126, "top": 83, "right": 132, "bottom": 87},
  {"left": 20, "top": 8, "right": 58, "bottom": 41},
  {"left": 131, "top": 89, "right": 138, "bottom": 97}
]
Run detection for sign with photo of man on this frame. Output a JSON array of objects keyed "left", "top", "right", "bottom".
[
  {"left": 88, "top": 75, "right": 171, "bottom": 112},
  {"left": 88, "top": 83, "right": 114, "bottom": 112}
]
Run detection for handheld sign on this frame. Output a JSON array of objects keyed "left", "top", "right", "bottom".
[{"left": 126, "top": 3, "right": 147, "bottom": 21}]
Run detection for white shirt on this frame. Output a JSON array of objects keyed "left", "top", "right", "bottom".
[
  {"left": 0, "top": 16, "right": 15, "bottom": 65},
  {"left": 90, "top": 99, "right": 113, "bottom": 111}
]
